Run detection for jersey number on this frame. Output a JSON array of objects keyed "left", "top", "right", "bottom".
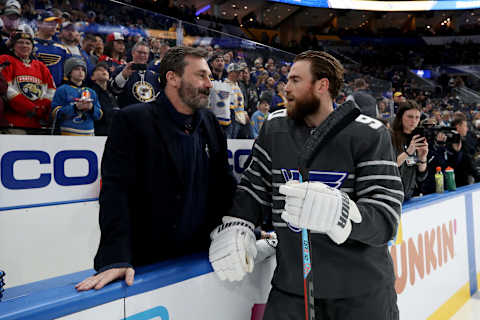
[{"left": 355, "top": 115, "right": 383, "bottom": 130}]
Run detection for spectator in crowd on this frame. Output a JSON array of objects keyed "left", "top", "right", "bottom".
[
  {"left": 250, "top": 95, "right": 270, "bottom": 138},
  {"left": 225, "top": 62, "right": 251, "bottom": 138},
  {"left": 393, "top": 91, "right": 404, "bottom": 113},
  {"left": 0, "top": 0, "right": 21, "bottom": 52},
  {"left": 99, "top": 32, "right": 126, "bottom": 73},
  {"left": 90, "top": 62, "right": 119, "bottom": 136},
  {"left": 34, "top": 11, "right": 70, "bottom": 87},
  {"left": 262, "top": 76, "right": 276, "bottom": 99},
  {"left": 0, "top": 25, "right": 55, "bottom": 134},
  {"left": 92, "top": 35, "right": 104, "bottom": 63},
  {"left": 347, "top": 78, "right": 378, "bottom": 118},
  {"left": 391, "top": 100, "right": 428, "bottom": 200},
  {"left": 279, "top": 64, "right": 289, "bottom": 83},
  {"left": 51, "top": 57, "right": 102, "bottom": 136},
  {"left": 0, "top": 62, "right": 9, "bottom": 130},
  {"left": 82, "top": 33, "right": 98, "bottom": 66},
  {"left": 59, "top": 21, "right": 94, "bottom": 76},
  {"left": 75, "top": 46, "right": 236, "bottom": 291},
  {"left": 450, "top": 114, "right": 478, "bottom": 186},
  {"left": 110, "top": 41, "right": 160, "bottom": 108},
  {"left": 208, "top": 52, "right": 233, "bottom": 137},
  {"left": 270, "top": 80, "right": 287, "bottom": 113},
  {"left": 208, "top": 52, "right": 226, "bottom": 81},
  {"left": 147, "top": 39, "right": 169, "bottom": 73},
  {"left": 238, "top": 63, "right": 258, "bottom": 116}
]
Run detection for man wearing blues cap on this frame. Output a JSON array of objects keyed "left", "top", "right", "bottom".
[{"left": 34, "top": 11, "right": 71, "bottom": 87}]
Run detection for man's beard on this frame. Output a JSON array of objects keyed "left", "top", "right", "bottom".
[
  {"left": 287, "top": 91, "right": 320, "bottom": 125},
  {"left": 178, "top": 79, "right": 210, "bottom": 111}
]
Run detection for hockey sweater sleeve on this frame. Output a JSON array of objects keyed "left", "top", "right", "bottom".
[
  {"left": 90, "top": 90, "right": 103, "bottom": 121},
  {"left": 229, "top": 123, "right": 273, "bottom": 227},
  {"left": 350, "top": 125, "right": 404, "bottom": 246}
]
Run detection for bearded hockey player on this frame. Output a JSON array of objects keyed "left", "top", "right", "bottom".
[{"left": 209, "top": 50, "right": 403, "bottom": 320}]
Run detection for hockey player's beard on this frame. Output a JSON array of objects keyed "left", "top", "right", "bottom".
[
  {"left": 178, "top": 79, "right": 210, "bottom": 111},
  {"left": 287, "top": 91, "right": 321, "bottom": 125}
]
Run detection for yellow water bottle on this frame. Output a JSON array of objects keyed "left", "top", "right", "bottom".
[{"left": 435, "top": 166, "right": 444, "bottom": 193}]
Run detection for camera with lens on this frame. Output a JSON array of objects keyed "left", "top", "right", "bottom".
[
  {"left": 413, "top": 125, "right": 461, "bottom": 146},
  {"left": 131, "top": 63, "right": 147, "bottom": 71}
]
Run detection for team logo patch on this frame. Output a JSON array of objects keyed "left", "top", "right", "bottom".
[
  {"left": 36, "top": 53, "right": 62, "bottom": 66},
  {"left": 217, "top": 90, "right": 230, "bottom": 100},
  {"left": 16, "top": 76, "right": 44, "bottom": 101},
  {"left": 281, "top": 169, "right": 348, "bottom": 233},
  {"left": 132, "top": 81, "right": 154, "bottom": 102}
]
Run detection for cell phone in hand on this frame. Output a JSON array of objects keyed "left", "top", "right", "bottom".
[
  {"left": 131, "top": 63, "right": 147, "bottom": 71},
  {"left": 411, "top": 127, "right": 425, "bottom": 138}
]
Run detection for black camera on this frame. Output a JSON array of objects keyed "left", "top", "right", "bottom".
[
  {"left": 416, "top": 125, "right": 462, "bottom": 145},
  {"left": 131, "top": 63, "right": 147, "bottom": 71}
]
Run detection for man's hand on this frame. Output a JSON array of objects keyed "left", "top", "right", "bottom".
[
  {"left": 121, "top": 62, "right": 134, "bottom": 79},
  {"left": 75, "top": 267, "right": 134, "bottom": 291},
  {"left": 279, "top": 181, "right": 362, "bottom": 244}
]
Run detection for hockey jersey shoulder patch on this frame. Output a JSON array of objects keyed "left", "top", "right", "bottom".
[{"left": 267, "top": 108, "right": 287, "bottom": 121}]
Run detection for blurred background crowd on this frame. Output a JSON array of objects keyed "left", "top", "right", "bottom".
[{"left": 0, "top": 0, "right": 479, "bottom": 199}]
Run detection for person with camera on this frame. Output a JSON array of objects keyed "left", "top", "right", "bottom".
[
  {"left": 391, "top": 100, "right": 429, "bottom": 200},
  {"left": 110, "top": 41, "right": 160, "bottom": 109},
  {"left": 449, "top": 115, "right": 478, "bottom": 186}
]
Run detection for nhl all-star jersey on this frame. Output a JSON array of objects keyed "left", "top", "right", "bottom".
[{"left": 229, "top": 102, "right": 404, "bottom": 299}]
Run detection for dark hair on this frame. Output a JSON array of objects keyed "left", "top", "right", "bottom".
[
  {"left": 391, "top": 100, "right": 422, "bottom": 152},
  {"left": 83, "top": 33, "right": 97, "bottom": 42},
  {"left": 93, "top": 61, "right": 109, "bottom": 73},
  {"left": 451, "top": 114, "right": 466, "bottom": 128},
  {"left": 293, "top": 50, "right": 344, "bottom": 99},
  {"left": 158, "top": 46, "right": 208, "bottom": 89},
  {"left": 354, "top": 78, "right": 367, "bottom": 89}
]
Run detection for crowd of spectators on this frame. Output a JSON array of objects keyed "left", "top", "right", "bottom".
[{"left": 0, "top": 0, "right": 478, "bottom": 198}]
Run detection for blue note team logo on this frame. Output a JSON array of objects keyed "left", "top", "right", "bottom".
[{"left": 281, "top": 169, "right": 347, "bottom": 233}]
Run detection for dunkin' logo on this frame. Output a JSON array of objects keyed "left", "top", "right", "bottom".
[{"left": 389, "top": 219, "right": 457, "bottom": 294}]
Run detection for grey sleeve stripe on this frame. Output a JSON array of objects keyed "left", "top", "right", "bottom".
[
  {"left": 252, "top": 156, "right": 272, "bottom": 175},
  {"left": 341, "top": 188, "right": 354, "bottom": 193},
  {"left": 272, "top": 208, "right": 283, "bottom": 214},
  {"left": 357, "top": 160, "right": 398, "bottom": 168},
  {"left": 357, "top": 198, "right": 400, "bottom": 222},
  {"left": 273, "top": 222, "right": 287, "bottom": 227},
  {"left": 254, "top": 143, "right": 272, "bottom": 163},
  {"left": 244, "top": 167, "right": 272, "bottom": 187},
  {"left": 237, "top": 185, "right": 272, "bottom": 207},
  {"left": 356, "top": 175, "right": 402, "bottom": 182},
  {"left": 273, "top": 182, "right": 284, "bottom": 188},
  {"left": 241, "top": 176, "right": 268, "bottom": 192},
  {"left": 347, "top": 174, "right": 355, "bottom": 180},
  {"left": 272, "top": 169, "right": 282, "bottom": 174},
  {"left": 273, "top": 195, "right": 285, "bottom": 201},
  {"left": 370, "top": 194, "right": 403, "bottom": 207},
  {"left": 357, "top": 185, "right": 405, "bottom": 197}
]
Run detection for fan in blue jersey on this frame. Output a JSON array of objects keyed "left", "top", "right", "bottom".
[
  {"left": 110, "top": 41, "right": 160, "bottom": 108},
  {"left": 34, "top": 11, "right": 71, "bottom": 87}
]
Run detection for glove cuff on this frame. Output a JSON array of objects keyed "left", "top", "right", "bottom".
[{"left": 221, "top": 216, "right": 255, "bottom": 232}]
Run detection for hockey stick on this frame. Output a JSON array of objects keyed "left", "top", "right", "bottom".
[
  {"left": 299, "top": 173, "right": 315, "bottom": 320},
  {"left": 297, "top": 101, "right": 361, "bottom": 320}
]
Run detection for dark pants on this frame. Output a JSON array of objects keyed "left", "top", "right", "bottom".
[{"left": 263, "top": 285, "right": 399, "bottom": 320}]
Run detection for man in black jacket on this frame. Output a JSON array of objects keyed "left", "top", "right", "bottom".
[
  {"left": 76, "top": 46, "right": 236, "bottom": 291},
  {"left": 91, "top": 62, "right": 120, "bottom": 136}
]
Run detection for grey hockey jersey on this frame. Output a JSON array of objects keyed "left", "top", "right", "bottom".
[{"left": 230, "top": 104, "right": 404, "bottom": 298}]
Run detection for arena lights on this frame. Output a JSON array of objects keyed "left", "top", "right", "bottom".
[
  {"left": 195, "top": 4, "right": 210, "bottom": 16},
  {"left": 269, "top": 0, "right": 480, "bottom": 11}
]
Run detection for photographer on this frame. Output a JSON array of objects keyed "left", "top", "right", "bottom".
[
  {"left": 110, "top": 41, "right": 160, "bottom": 108},
  {"left": 391, "top": 100, "right": 428, "bottom": 200},
  {"left": 449, "top": 115, "right": 478, "bottom": 186}
]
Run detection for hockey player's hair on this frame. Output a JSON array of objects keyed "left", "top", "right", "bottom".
[
  {"left": 158, "top": 46, "right": 209, "bottom": 89},
  {"left": 294, "top": 50, "right": 344, "bottom": 99},
  {"left": 391, "top": 100, "right": 422, "bottom": 153}
]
